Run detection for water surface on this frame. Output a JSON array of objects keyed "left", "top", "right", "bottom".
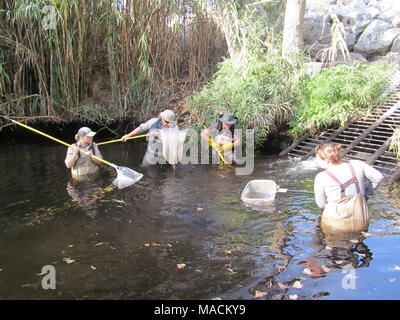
[{"left": 0, "top": 137, "right": 399, "bottom": 299}]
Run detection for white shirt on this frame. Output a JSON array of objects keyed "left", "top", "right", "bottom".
[{"left": 314, "top": 159, "right": 384, "bottom": 208}]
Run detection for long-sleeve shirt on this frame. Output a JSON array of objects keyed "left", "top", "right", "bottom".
[{"left": 314, "top": 159, "right": 384, "bottom": 208}]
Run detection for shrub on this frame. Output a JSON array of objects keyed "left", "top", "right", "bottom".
[{"left": 288, "top": 61, "right": 393, "bottom": 138}]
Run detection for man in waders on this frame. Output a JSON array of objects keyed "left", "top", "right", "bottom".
[
  {"left": 201, "top": 111, "right": 241, "bottom": 164},
  {"left": 65, "top": 127, "right": 103, "bottom": 179},
  {"left": 120, "top": 109, "right": 178, "bottom": 166}
]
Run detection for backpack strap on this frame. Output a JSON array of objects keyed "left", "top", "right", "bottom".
[{"left": 324, "top": 162, "right": 360, "bottom": 197}]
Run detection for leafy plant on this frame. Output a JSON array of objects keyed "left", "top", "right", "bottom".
[{"left": 288, "top": 61, "right": 392, "bottom": 138}]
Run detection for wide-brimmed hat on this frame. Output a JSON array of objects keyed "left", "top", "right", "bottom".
[
  {"left": 160, "top": 109, "right": 176, "bottom": 122},
  {"left": 77, "top": 127, "right": 96, "bottom": 137},
  {"left": 219, "top": 112, "right": 238, "bottom": 125}
]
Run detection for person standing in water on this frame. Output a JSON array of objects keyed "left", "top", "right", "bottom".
[
  {"left": 120, "top": 109, "right": 178, "bottom": 166},
  {"left": 314, "top": 143, "right": 384, "bottom": 233},
  {"left": 201, "top": 111, "right": 241, "bottom": 164},
  {"left": 65, "top": 127, "right": 103, "bottom": 178}
]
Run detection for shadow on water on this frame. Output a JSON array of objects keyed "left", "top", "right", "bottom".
[{"left": 0, "top": 137, "right": 400, "bottom": 299}]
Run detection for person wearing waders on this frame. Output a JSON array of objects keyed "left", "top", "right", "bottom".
[
  {"left": 120, "top": 109, "right": 178, "bottom": 167},
  {"left": 201, "top": 111, "right": 241, "bottom": 164},
  {"left": 314, "top": 143, "right": 383, "bottom": 236},
  {"left": 65, "top": 127, "right": 103, "bottom": 179}
]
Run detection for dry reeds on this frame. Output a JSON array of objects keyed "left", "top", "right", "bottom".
[{"left": 0, "top": 0, "right": 225, "bottom": 124}]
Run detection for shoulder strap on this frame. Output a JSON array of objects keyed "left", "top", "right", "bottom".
[{"left": 324, "top": 162, "right": 360, "bottom": 197}]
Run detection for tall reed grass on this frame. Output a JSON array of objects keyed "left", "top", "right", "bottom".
[{"left": 0, "top": 0, "right": 225, "bottom": 125}]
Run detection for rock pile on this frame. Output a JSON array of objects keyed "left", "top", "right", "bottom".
[{"left": 304, "top": 0, "right": 400, "bottom": 64}]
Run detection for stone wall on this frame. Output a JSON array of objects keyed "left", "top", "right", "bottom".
[{"left": 304, "top": 0, "right": 400, "bottom": 64}]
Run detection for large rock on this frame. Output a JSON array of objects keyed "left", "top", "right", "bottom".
[
  {"left": 304, "top": 0, "right": 400, "bottom": 63},
  {"left": 334, "top": 1, "right": 373, "bottom": 36},
  {"left": 379, "top": 10, "right": 400, "bottom": 28},
  {"left": 304, "top": 12, "right": 331, "bottom": 45},
  {"left": 353, "top": 19, "right": 400, "bottom": 58},
  {"left": 391, "top": 37, "right": 400, "bottom": 53},
  {"left": 367, "top": 0, "right": 399, "bottom": 12}
]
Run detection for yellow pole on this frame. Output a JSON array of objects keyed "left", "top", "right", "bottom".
[
  {"left": 4, "top": 117, "right": 116, "bottom": 168},
  {"left": 97, "top": 133, "right": 151, "bottom": 146}
]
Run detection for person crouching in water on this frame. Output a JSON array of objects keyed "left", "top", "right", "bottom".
[
  {"left": 314, "top": 143, "right": 383, "bottom": 235},
  {"left": 120, "top": 109, "right": 178, "bottom": 166},
  {"left": 65, "top": 127, "right": 103, "bottom": 179},
  {"left": 201, "top": 111, "right": 241, "bottom": 164}
]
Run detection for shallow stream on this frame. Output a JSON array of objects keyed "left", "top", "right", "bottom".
[{"left": 0, "top": 136, "right": 399, "bottom": 299}]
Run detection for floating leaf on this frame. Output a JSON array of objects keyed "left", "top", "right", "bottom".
[
  {"left": 226, "top": 268, "right": 234, "bottom": 273},
  {"left": 313, "top": 292, "right": 329, "bottom": 298},
  {"left": 95, "top": 242, "right": 104, "bottom": 246},
  {"left": 321, "top": 265, "right": 331, "bottom": 273},
  {"left": 63, "top": 258, "right": 75, "bottom": 264},
  {"left": 255, "top": 291, "right": 267, "bottom": 298},
  {"left": 389, "top": 265, "right": 400, "bottom": 271},
  {"left": 303, "top": 268, "right": 313, "bottom": 275},
  {"left": 278, "top": 282, "right": 289, "bottom": 289},
  {"left": 68, "top": 244, "right": 74, "bottom": 248}
]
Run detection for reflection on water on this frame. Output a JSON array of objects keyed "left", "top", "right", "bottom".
[{"left": 0, "top": 138, "right": 399, "bottom": 299}]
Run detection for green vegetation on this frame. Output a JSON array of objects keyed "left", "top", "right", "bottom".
[
  {"left": 0, "top": 0, "right": 224, "bottom": 125},
  {"left": 187, "top": 51, "right": 300, "bottom": 146},
  {"left": 288, "top": 61, "right": 393, "bottom": 138},
  {"left": 0, "top": 0, "right": 395, "bottom": 150}
]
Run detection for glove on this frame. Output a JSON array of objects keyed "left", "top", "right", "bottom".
[{"left": 220, "top": 143, "right": 233, "bottom": 152}]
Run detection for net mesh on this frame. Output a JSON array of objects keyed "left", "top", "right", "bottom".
[
  {"left": 160, "top": 128, "right": 187, "bottom": 165},
  {"left": 112, "top": 166, "right": 143, "bottom": 189}
]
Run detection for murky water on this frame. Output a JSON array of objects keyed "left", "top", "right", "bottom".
[{"left": 0, "top": 136, "right": 399, "bottom": 300}]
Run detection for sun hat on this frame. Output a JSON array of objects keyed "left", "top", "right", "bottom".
[
  {"left": 77, "top": 127, "right": 96, "bottom": 137},
  {"left": 160, "top": 109, "right": 176, "bottom": 122},
  {"left": 219, "top": 112, "right": 238, "bottom": 125}
]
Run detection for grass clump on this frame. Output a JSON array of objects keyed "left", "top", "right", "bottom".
[
  {"left": 288, "top": 61, "right": 393, "bottom": 138},
  {"left": 187, "top": 51, "right": 301, "bottom": 146}
]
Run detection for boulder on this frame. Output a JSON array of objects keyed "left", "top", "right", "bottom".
[
  {"left": 391, "top": 36, "right": 400, "bottom": 53},
  {"left": 353, "top": 19, "right": 400, "bottom": 58},
  {"left": 336, "top": 51, "right": 369, "bottom": 65},
  {"left": 334, "top": 3, "right": 372, "bottom": 36},
  {"left": 304, "top": 12, "right": 331, "bottom": 46},
  {"left": 379, "top": 10, "right": 400, "bottom": 27}
]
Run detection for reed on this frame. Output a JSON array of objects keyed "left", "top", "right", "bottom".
[{"left": 0, "top": 0, "right": 224, "bottom": 125}]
